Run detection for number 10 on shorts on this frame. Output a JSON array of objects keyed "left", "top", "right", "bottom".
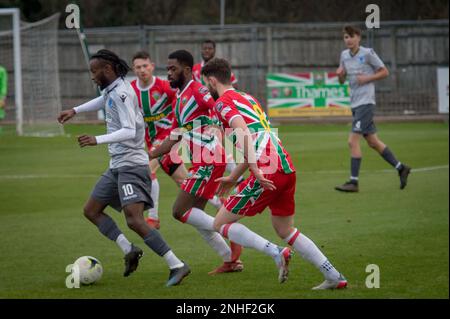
[{"left": 122, "top": 184, "right": 134, "bottom": 196}]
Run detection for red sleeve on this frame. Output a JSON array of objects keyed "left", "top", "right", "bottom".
[
  {"left": 214, "top": 97, "right": 240, "bottom": 128},
  {"left": 193, "top": 84, "right": 215, "bottom": 111}
]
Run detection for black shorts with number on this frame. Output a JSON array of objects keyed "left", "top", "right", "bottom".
[
  {"left": 351, "top": 104, "right": 377, "bottom": 136},
  {"left": 91, "top": 165, "right": 153, "bottom": 212}
]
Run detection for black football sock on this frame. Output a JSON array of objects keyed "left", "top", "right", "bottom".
[
  {"left": 144, "top": 228, "right": 171, "bottom": 257},
  {"left": 350, "top": 157, "right": 361, "bottom": 183},
  {"left": 381, "top": 147, "right": 403, "bottom": 171},
  {"left": 97, "top": 215, "right": 122, "bottom": 241}
]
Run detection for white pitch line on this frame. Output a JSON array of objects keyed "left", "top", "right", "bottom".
[
  {"left": 409, "top": 165, "right": 449, "bottom": 172},
  {"left": 300, "top": 165, "right": 449, "bottom": 174}
]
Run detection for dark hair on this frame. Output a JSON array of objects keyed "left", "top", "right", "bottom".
[
  {"left": 132, "top": 51, "right": 151, "bottom": 62},
  {"left": 343, "top": 25, "right": 362, "bottom": 37},
  {"left": 201, "top": 58, "right": 231, "bottom": 85},
  {"left": 90, "top": 49, "right": 131, "bottom": 78},
  {"left": 168, "top": 50, "right": 194, "bottom": 69},
  {"left": 202, "top": 39, "right": 216, "bottom": 49}
]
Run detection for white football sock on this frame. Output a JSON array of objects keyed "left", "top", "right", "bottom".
[
  {"left": 148, "top": 177, "right": 160, "bottom": 219},
  {"left": 197, "top": 228, "right": 232, "bottom": 262},
  {"left": 116, "top": 234, "right": 132, "bottom": 255},
  {"left": 181, "top": 207, "right": 215, "bottom": 230},
  {"left": 182, "top": 208, "right": 232, "bottom": 262},
  {"left": 221, "top": 223, "right": 279, "bottom": 258},
  {"left": 208, "top": 196, "right": 223, "bottom": 209},
  {"left": 163, "top": 250, "right": 184, "bottom": 269},
  {"left": 284, "top": 228, "right": 340, "bottom": 281}
]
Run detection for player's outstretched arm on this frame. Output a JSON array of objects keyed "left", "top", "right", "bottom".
[
  {"left": 57, "top": 108, "right": 76, "bottom": 124},
  {"left": 58, "top": 96, "right": 104, "bottom": 124}
]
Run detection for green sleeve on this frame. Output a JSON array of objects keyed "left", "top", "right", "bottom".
[{"left": 0, "top": 66, "right": 7, "bottom": 98}]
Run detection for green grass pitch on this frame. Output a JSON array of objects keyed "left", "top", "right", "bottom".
[{"left": 0, "top": 122, "right": 448, "bottom": 299}]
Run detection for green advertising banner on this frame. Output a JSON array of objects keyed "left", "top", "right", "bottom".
[{"left": 267, "top": 72, "right": 352, "bottom": 117}]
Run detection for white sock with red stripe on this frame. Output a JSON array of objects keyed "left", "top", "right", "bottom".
[
  {"left": 147, "top": 176, "right": 159, "bottom": 220},
  {"left": 208, "top": 196, "right": 223, "bottom": 209},
  {"left": 284, "top": 228, "right": 340, "bottom": 281},
  {"left": 180, "top": 208, "right": 232, "bottom": 262},
  {"left": 197, "top": 229, "right": 232, "bottom": 262},
  {"left": 221, "top": 223, "right": 279, "bottom": 258}
]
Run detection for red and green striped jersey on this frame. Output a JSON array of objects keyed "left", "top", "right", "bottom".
[
  {"left": 131, "top": 77, "right": 176, "bottom": 148},
  {"left": 192, "top": 61, "right": 237, "bottom": 86},
  {"left": 172, "top": 80, "right": 226, "bottom": 166},
  {"left": 214, "top": 89, "right": 295, "bottom": 174}
]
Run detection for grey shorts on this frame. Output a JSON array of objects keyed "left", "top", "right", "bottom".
[
  {"left": 351, "top": 104, "right": 377, "bottom": 136},
  {"left": 91, "top": 165, "right": 153, "bottom": 212}
]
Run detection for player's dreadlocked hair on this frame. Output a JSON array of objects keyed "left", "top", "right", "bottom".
[
  {"left": 90, "top": 49, "right": 131, "bottom": 78},
  {"left": 168, "top": 50, "right": 194, "bottom": 69}
]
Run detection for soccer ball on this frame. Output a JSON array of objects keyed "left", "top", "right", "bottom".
[{"left": 73, "top": 256, "right": 103, "bottom": 285}]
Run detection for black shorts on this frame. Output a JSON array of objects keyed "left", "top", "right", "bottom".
[
  {"left": 351, "top": 104, "right": 377, "bottom": 136},
  {"left": 91, "top": 165, "right": 153, "bottom": 212}
]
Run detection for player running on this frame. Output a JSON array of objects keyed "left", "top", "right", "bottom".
[
  {"left": 335, "top": 25, "right": 411, "bottom": 192},
  {"left": 201, "top": 58, "right": 347, "bottom": 289},
  {"left": 57, "top": 49, "right": 190, "bottom": 287},
  {"left": 131, "top": 51, "right": 225, "bottom": 229},
  {"left": 149, "top": 50, "right": 243, "bottom": 275},
  {"left": 193, "top": 40, "right": 242, "bottom": 184}
]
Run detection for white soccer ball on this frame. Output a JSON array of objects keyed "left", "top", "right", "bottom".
[{"left": 73, "top": 256, "right": 103, "bottom": 285}]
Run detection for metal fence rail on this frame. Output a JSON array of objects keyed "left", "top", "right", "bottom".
[{"left": 2, "top": 20, "right": 449, "bottom": 122}]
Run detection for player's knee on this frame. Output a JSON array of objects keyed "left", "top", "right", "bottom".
[
  {"left": 172, "top": 208, "right": 183, "bottom": 221},
  {"left": 83, "top": 205, "right": 95, "bottom": 221},
  {"left": 274, "top": 227, "right": 291, "bottom": 239},
  {"left": 367, "top": 140, "right": 378, "bottom": 149}
]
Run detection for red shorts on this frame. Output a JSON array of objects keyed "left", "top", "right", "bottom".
[
  {"left": 158, "top": 152, "right": 182, "bottom": 176},
  {"left": 181, "top": 164, "right": 226, "bottom": 200},
  {"left": 148, "top": 138, "right": 183, "bottom": 176},
  {"left": 224, "top": 171, "right": 296, "bottom": 217}
]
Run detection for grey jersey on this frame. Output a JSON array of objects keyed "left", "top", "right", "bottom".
[
  {"left": 102, "top": 78, "right": 148, "bottom": 169},
  {"left": 340, "top": 46, "right": 385, "bottom": 108}
]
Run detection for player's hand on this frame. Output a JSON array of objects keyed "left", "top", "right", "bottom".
[
  {"left": 251, "top": 168, "right": 276, "bottom": 191},
  {"left": 215, "top": 175, "right": 237, "bottom": 197},
  {"left": 0, "top": 99, "right": 5, "bottom": 108},
  {"left": 77, "top": 135, "right": 97, "bottom": 147},
  {"left": 148, "top": 149, "right": 158, "bottom": 160},
  {"left": 58, "top": 109, "right": 76, "bottom": 124},
  {"left": 336, "top": 66, "right": 346, "bottom": 77},
  {"left": 357, "top": 74, "right": 372, "bottom": 85}
]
